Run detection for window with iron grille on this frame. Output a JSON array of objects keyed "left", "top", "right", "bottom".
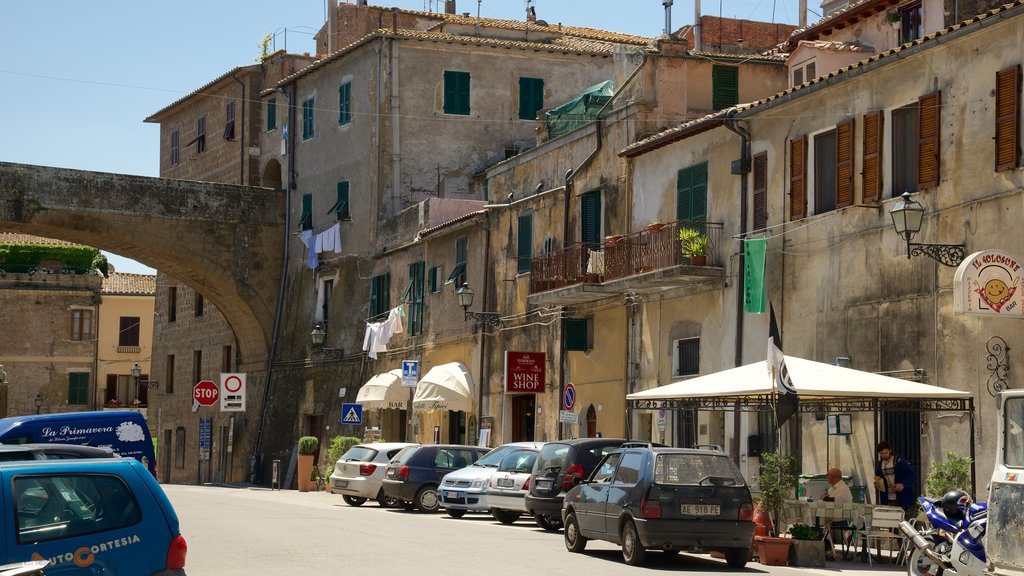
[
  {"left": 673, "top": 337, "right": 700, "bottom": 376},
  {"left": 67, "top": 372, "right": 89, "bottom": 405}
]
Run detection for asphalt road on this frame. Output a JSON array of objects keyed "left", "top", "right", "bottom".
[{"left": 163, "top": 484, "right": 905, "bottom": 576}]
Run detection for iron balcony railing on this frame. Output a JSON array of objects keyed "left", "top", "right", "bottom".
[{"left": 528, "top": 220, "right": 724, "bottom": 294}]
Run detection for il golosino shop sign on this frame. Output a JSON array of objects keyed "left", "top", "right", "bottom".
[
  {"left": 954, "top": 250, "right": 1024, "bottom": 317},
  {"left": 505, "top": 351, "right": 546, "bottom": 394}
]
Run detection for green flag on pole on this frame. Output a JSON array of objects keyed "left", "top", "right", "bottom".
[{"left": 744, "top": 238, "right": 767, "bottom": 314}]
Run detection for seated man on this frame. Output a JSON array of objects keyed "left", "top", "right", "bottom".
[{"left": 822, "top": 467, "right": 853, "bottom": 560}]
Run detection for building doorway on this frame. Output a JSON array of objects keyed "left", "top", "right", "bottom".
[
  {"left": 586, "top": 405, "right": 597, "bottom": 437},
  {"left": 512, "top": 395, "right": 535, "bottom": 441}
]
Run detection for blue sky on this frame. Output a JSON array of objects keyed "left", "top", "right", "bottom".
[{"left": 0, "top": 0, "right": 802, "bottom": 274}]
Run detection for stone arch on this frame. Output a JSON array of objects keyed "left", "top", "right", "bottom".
[{"left": 262, "top": 159, "right": 282, "bottom": 191}]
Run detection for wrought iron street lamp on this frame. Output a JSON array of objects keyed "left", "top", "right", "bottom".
[
  {"left": 309, "top": 322, "right": 344, "bottom": 359},
  {"left": 309, "top": 323, "right": 326, "bottom": 346},
  {"left": 889, "top": 191, "right": 965, "bottom": 267},
  {"left": 130, "top": 362, "right": 159, "bottom": 390},
  {"left": 456, "top": 283, "right": 502, "bottom": 327},
  {"left": 34, "top": 393, "right": 42, "bottom": 414}
]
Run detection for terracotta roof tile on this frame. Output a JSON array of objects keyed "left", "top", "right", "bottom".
[
  {"left": 397, "top": 8, "right": 653, "bottom": 45},
  {"left": 0, "top": 233, "right": 81, "bottom": 246},
  {"left": 101, "top": 272, "right": 156, "bottom": 296}
]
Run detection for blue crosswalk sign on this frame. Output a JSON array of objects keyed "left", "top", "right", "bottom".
[{"left": 342, "top": 403, "right": 363, "bottom": 425}]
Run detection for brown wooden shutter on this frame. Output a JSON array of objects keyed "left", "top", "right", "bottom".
[
  {"left": 862, "top": 111, "right": 883, "bottom": 204},
  {"left": 918, "top": 91, "right": 941, "bottom": 189},
  {"left": 753, "top": 151, "right": 768, "bottom": 231},
  {"left": 996, "top": 65, "right": 1021, "bottom": 172},
  {"left": 789, "top": 136, "right": 807, "bottom": 220},
  {"left": 836, "top": 119, "right": 855, "bottom": 208}
]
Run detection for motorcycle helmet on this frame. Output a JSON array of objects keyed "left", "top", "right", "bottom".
[{"left": 941, "top": 489, "right": 971, "bottom": 522}]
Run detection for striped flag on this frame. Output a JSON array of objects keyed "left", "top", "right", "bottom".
[{"left": 768, "top": 303, "right": 798, "bottom": 427}]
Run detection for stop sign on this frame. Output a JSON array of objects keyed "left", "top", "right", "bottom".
[{"left": 193, "top": 380, "right": 219, "bottom": 406}]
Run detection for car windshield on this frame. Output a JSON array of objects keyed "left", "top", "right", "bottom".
[
  {"left": 654, "top": 454, "right": 746, "bottom": 486},
  {"left": 475, "top": 445, "right": 524, "bottom": 467},
  {"left": 497, "top": 450, "right": 538, "bottom": 473},
  {"left": 340, "top": 446, "right": 379, "bottom": 462}
]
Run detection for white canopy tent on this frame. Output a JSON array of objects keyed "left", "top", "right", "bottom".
[
  {"left": 356, "top": 369, "right": 407, "bottom": 410},
  {"left": 413, "top": 362, "right": 474, "bottom": 412}
]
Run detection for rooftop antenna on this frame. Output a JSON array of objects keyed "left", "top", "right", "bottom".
[{"left": 663, "top": 0, "right": 673, "bottom": 36}]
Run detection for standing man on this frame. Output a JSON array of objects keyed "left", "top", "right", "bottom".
[{"left": 874, "top": 440, "right": 918, "bottom": 518}]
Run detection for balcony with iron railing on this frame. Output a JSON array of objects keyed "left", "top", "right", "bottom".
[{"left": 528, "top": 220, "right": 727, "bottom": 306}]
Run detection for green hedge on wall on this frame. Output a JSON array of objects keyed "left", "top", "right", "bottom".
[{"left": 0, "top": 243, "right": 107, "bottom": 276}]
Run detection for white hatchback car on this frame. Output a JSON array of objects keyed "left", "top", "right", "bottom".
[
  {"left": 486, "top": 448, "right": 541, "bottom": 524},
  {"left": 330, "top": 442, "right": 417, "bottom": 506},
  {"left": 439, "top": 441, "right": 543, "bottom": 518}
]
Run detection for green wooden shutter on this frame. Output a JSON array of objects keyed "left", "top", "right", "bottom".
[
  {"left": 676, "top": 163, "right": 708, "bottom": 223},
  {"left": 408, "top": 262, "right": 424, "bottom": 335},
  {"left": 334, "top": 181, "right": 350, "bottom": 220},
  {"left": 444, "top": 71, "right": 471, "bottom": 115},
  {"left": 267, "top": 98, "right": 276, "bottom": 131},
  {"left": 429, "top": 266, "right": 438, "bottom": 292},
  {"left": 302, "top": 98, "right": 315, "bottom": 139},
  {"left": 712, "top": 65, "right": 739, "bottom": 111},
  {"left": 517, "top": 213, "right": 533, "bottom": 274},
  {"left": 339, "top": 82, "right": 351, "bottom": 125},
  {"left": 300, "top": 194, "right": 312, "bottom": 230},
  {"left": 519, "top": 77, "right": 544, "bottom": 120},
  {"left": 68, "top": 372, "right": 89, "bottom": 405},
  {"left": 581, "top": 191, "right": 602, "bottom": 248},
  {"left": 564, "top": 318, "right": 591, "bottom": 351}
]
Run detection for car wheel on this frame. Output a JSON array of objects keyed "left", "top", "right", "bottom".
[
  {"left": 342, "top": 495, "right": 367, "bottom": 507},
  {"left": 535, "top": 513, "right": 563, "bottom": 532},
  {"left": 492, "top": 509, "right": 521, "bottom": 525},
  {"left": 564, "top": 511, "right": 588, "bottom": 553},
  {"left": 724, "top": 547, "right": 749, "bottom": 568},
  {"left": 376, "top": 488, "right": 398, "bottom": 508},
  {"left": 415, "top": 486, "right": 440, "bottom": 513},
  {"left": 400, "top": 500, "right": 415, "bottom": 511},
  {"left": 621, "top": 520, "right": 646, "bottom": 566},
  {"left": 447, "top": 509, "right": 467, "bottom": 518}
]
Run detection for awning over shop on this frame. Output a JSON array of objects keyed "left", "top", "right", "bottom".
[
  {"left": 413, "top": 362, "right": 474, "bottom": 412},
  {"left": 627, "top": 355, "right": 971, "bottom": 410},
  {"left": 356, "top": 369, "right": 407, "bottom": 410}
]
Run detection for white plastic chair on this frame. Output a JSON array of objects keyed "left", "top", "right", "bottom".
[{"left": 859, "top": 505, "right": 908, "bottom": 566}]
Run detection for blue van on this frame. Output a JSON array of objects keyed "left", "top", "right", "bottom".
[{"left": 0, "top": 411, "right": 156, "bottom": 476}]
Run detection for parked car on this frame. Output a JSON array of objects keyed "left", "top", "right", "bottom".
[
  {"left": 0, "top": 458, "right": 187, "bottom": 573},
  {"left": 524, "top": 437, "right": 625, "bottom": 531},
  {"left": 561, "top": 443, "right": 754, "bottom": 567},
  {"left": 486, "top": 448, "right": 541, "bottom": 524},
  {"left": 381, "top": 444, "right": 490, "bottom": 513},
  {"left": 329, "top": 442, "right": 417, "bottom": 507},
  {"left": 0, "top": 443, "right": 118, "bottom": 461},
  {"left": 439, "top": 441, "right": 543, "bottom": 518}
]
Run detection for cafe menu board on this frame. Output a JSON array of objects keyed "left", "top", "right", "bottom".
[{"left": 827, "top": 413, "right": 853, "bottom": 435}]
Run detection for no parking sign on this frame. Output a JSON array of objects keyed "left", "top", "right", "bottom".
[
  {"left": 563, "top": 382, "right": 576, "bottom": 411},
  {"left": 220, "top": 373, "right": 246, "bottom": 412}
]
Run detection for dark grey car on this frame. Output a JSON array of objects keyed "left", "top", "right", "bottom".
[
  {"left": 524, "top": 438, "right": 625, "bottom": 531},
  {"left": 562, "top": 444, "right": 755, "bottom": 567}
]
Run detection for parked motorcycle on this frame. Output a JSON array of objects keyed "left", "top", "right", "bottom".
[
  {"left": 899, "top": 490, "right": 987, "bottom": 576},
  {"left": 0, "top": 561, "right": 49, "bottom": 576}
]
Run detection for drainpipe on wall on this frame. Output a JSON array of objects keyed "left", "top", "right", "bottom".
[
  {"left": 478, "top": 219, "right": 491, "bottom": 443},
  {"left": 249, "top": 81, "right": 297, "bottom": 484},
  {"left": 724, "top": 107, "right": 750, "bottom": 464},
  {"left": 231, "top": 71, "right": 246, "bottom": 185}
]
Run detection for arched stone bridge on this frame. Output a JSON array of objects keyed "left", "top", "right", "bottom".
[{"left": 0, "top": 162, "right": 284, "bottom": 371}]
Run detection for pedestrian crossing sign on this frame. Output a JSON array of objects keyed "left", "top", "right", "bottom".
[{"left": 341, "top": 403, "right": 363, "bottom": 425}]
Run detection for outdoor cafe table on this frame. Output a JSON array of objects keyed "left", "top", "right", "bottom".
[{"left": 780, "top": 500, "right": 876, "bottom": 558}]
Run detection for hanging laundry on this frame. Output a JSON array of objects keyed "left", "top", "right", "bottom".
[
  {"left": 318, "top": 223, "right": 342, "bottom": 254},
  {"left": 388, "top": 306, "right": 405, "bottom": 336},
  {"left": 299, "top": 230, "right": 318, "bottom": 270}
]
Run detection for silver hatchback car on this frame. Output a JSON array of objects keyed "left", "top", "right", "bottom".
[{"left": 330, "top": 442, "right": 417, "bottom": 506}]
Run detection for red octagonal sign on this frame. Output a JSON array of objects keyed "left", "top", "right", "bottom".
[{"left": 193, "top": 380, "right": 219, "bottom": 406}]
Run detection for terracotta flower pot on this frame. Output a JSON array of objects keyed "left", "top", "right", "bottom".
[
  {"left": 297, "top": 453, "right": 314, "bottom": 492},
  {"left": 754, "top": 535, "right": 792, "bottom": 566}
]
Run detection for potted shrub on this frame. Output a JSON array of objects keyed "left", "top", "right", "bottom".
[
  {"left": 678, "top": 228, "right": 711, "bottom": 266},
  {"left": 754, "top": 451, "right": 798, "bottom": 565},
  {"left": 297, "top": 436, "right": 319, "bottom": 492},
  {"left": 788, "top": 523, "right": 826, "bottom": 566},
  {"left": 925, "top": 451, "right": 973, "bottom": 497}
]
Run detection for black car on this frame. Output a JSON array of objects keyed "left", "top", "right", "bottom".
[
  {"left": 524, "top": 438, "right": 625, "bottom": 531},
  {"left": 381, "top": 444, "right": 489, "bottom": 513},
  {"left": 561, "top": 443, "right": 755, "bottom": 567}
]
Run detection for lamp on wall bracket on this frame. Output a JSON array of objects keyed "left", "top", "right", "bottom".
[
  {"left": 455, "top": 283, "right": 502, "bottom": 327},
  {"left": 309, "top": 322, "right": 345, "bottom": 360},
  {"left": 889, "top": 191, "right": 966, "bottom": 267}
]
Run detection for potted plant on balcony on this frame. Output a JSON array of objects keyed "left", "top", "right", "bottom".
[
  {"left": 754, "top": 451, "right": 798, "bottom": 565},
  {"left": 297, "top": 436, "right": 319, "bottom": 492},
  {"left": 678, "top": 228, "right": 711, "bottom": 266}
]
